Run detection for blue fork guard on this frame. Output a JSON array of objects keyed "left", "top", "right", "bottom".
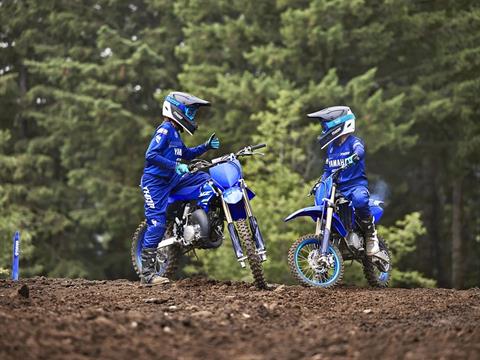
[
  {"left": 249, "top": 215, "right": 266, "bottom": 252},
  {"left": 227, "top": 222, "right": 244, "bottom": 259},
  {"left": 284, "top": 206, "right": 347, "bottom": 237}
]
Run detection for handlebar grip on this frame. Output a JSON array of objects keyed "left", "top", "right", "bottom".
[{"left": 251, "top": 143, "right": 266, "bottom": 150}]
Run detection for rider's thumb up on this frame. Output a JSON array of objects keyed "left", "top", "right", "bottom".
[{"left": 206, "top": 133, "right": 220, "bottom": 150}]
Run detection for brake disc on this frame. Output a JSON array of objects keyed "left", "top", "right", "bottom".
[{"left": 308, "top": 251, "right": 334, "bottom": 274}]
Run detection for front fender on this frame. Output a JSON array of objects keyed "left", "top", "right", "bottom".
[
  {"left": 223, "top": 186, "right": 243, "bottom": 204},
  {"left": 284, "top": 206, "right": 348, "bottom": 237},
  {"left": 222, "top": 186, "right": 255, "bottom": 204},
  {"left": 284, "top": 206, "right": 323, "bottom": 222}
]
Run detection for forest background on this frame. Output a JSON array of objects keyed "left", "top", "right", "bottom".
[{"left": 0, "top": 0, "right": 479, "bottom": 288}]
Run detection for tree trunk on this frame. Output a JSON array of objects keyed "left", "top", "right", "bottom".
[{"left": 451, "top": 179, "right": 464, "bottom": 289}]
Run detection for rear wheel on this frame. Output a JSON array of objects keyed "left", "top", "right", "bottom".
[
  {"left": 362, "top": 236, "right": 392, "bottom": 288},
  {"left": 236, "top": 219, "right": 267, "bottom": 289},
  {"left": 288, "top": 234, "right": 344, "bottom": 288},
  {"left": 131, "top": 221, "right": 181, "bottom": 279}
]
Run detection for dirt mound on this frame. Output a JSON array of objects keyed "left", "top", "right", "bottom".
[{"left": 0, "top": 277, "right": 479, "bottom": 359}]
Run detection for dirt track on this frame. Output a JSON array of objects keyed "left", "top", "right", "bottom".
[{"left": 0, "top": 277, "right": 479, "bottom": 359}]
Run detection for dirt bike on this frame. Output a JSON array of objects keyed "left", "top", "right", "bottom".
[
  {"left": 131, "top": 144, "right": 268, "bottom": 289},
  {"left": 284, "top": 156, "right": 392, "bottom": 288}
]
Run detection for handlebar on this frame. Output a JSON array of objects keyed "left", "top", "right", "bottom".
[
  {"left": 250, "top": 143, "right": 266, "bottom": 151},
  {"left": 309, "top": 153, "right": 360, "bottom": 195},
  {"left": 188, "top": 143, "right": 267, "bottom": 172}
]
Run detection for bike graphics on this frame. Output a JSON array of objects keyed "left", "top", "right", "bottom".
[
  {"left": 284, "top": 158, "right": 392, "bottom": 288},
  {"left": 131, "top": 144, "right": 268, "bottom": 289}
]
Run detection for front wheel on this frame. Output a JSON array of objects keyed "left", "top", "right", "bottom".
[
  {"left": 131, "top": 221, "right": 181, "bottom": 279},
  {"left": 362, "top": 236, "right": 392, "bottom": 288},
  {"left": 236, "top": 219, "right": 267, "bottom": 289},
  {"left": 288, "top": 234, "right": 344, "bottom": 288}
]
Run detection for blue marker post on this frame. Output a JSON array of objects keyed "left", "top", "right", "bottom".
[{"left": 12, "top": 231, "right": 20, "bottom": 281}]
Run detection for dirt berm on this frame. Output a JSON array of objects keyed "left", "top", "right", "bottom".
[{"left": 0, "top": 277, "right": 479, "bottom": 359}]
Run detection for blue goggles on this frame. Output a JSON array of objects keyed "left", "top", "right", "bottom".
[
  {"left": 166, "top": 96, "right": 198, "bottom": 122},
  {"left": 321, "top": 113, "right": 355, "bottom": 132}
]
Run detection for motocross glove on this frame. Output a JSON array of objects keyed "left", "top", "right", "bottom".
[
  {"left": 345, "top": 153, "right": 360, "bottom": 166},
  {"left": 206, "top": 133, "right": 220, "bottom": 149},
  {"left": 175, "top": 163, "right": 190, "bottom": 175}
]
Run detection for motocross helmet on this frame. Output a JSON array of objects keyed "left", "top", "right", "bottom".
[
  {"left": 308, "top": 106, "right": 356, "bottom": 149},
  {"left": 162, "top": 91, "right": 210, "bottom": 135}
]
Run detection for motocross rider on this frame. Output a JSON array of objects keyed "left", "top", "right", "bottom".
[
  {"left": 140, "top": 91, "right": 220, "bottom": 285},
  {"left": 313, "top": 106, "right": 380, "bottom": 257}
]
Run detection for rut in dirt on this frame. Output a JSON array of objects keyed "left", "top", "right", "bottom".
[{"left": 0, "top": 277, "right": 479, "bottom": 360}]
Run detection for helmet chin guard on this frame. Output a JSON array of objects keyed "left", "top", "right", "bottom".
[
  {"left": 308, "top": 106, "right": 356, "bottom": 149},
  {"left": 162, "top": 91, "right": 210, "bottom": 135}
]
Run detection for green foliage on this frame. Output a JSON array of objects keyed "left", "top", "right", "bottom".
[
  {"left": 379, "top": 212, "right": 436, "bottom": 288},
  {"left": 0, "top": 0, "right": 478, "bottom": 288}
]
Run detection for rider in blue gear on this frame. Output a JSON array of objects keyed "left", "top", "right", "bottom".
[
  {"left": 309, "top": 106, "right": 380, "bottom": 257},
  {"left": 140, "top": 91, "right": 220, "bottom": 285}
]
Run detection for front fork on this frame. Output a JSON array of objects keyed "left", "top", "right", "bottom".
[
  {"left": 209, "top": 186, "right": 247, "bottom": 268},
  {"left": 240, "top": 180, "right": 267, "bottom": 262},
  {"left": 319, "top": 184, "right": 336, "bottom": 255}
]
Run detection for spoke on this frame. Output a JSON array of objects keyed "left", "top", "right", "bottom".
[{"left": 297, "top": 254, "right": 309, "bottom": 261}]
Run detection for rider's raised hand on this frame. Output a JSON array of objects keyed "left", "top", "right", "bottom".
[
  {"left": 175, "top": 163, "right": 190, "bottom": 175},
  {"left": 206, "top": 133, "right": 220, "bottom": 149},
  {"left": 345, "top": 154, "right": 359, "bottom": 166}
]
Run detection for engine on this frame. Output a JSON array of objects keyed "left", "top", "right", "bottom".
[
  {"left": 181, "top": 208, "right": 210, "bottom": 245},
  {"left": 346, "top": 231, "right": 364, "bottom": 251}
]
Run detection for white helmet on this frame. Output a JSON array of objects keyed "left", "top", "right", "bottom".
[
  {"left": 162, "top": 91, "right": 210, "bottom": 135},
  {"left": 308, "top": 106, "right": 356, "bottom": 149}
]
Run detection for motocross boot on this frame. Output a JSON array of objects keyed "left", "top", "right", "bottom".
[
  {"left": 360, "top": 216, "right": 380, "bottom": 256},
  {"left": 141, "top": 247, "right": 170, "bottom": 285}
]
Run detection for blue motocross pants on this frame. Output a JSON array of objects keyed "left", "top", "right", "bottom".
[
  {"left": 339, "top": 184, "right": 372, "bottom": 220},
  {"left": 141, "top": 172, "right": 210, "bottom": 248}
]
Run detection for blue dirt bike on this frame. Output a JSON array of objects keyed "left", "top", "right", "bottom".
[
  {"left": 131, "top": 144, "right": 268, "bottom": 289},
  {"left": 284, "top": 158, "right": 392, "bottom": 288}
]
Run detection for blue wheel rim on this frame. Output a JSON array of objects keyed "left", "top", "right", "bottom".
[
  {"left": 379, "top": 272, "right": 389, "bottom": 282},
  {"left": 294, "top": 238, "right": 341, "bottom": 287},
  {"left": 136, "top": 227, "right": 169, "bottom": 276}
]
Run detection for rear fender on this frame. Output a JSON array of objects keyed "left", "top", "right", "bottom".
[{"left": 369, "top": 199, "right": 384, "bottom": 223}]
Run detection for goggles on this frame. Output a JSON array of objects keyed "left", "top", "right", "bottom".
[
  {"left": 321, "top": 113, "right": 355, "bottom": 132},
  {"left": 166, "top": 96, "right": 198, "bottom": 122}
]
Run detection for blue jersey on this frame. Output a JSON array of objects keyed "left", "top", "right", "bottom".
[
  {"left": 143, "top": 121, "right": 208, "bottom": 179},
  {"left": 322, "top": 135, "right": 368, "bottom": 188}
]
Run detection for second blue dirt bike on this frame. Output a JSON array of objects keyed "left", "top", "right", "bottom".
[
  {"left": 131, "top": 144, "right": 268, "bottom": 289},
  {"left": 284, "top": 157, "right": 392, "bottom": 288}
]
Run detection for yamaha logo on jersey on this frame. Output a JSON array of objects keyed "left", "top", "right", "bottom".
[
  {"left": 328, "top": 158, "right": 348, "bottom": 168},
  {"left": 174, "top": 148, "right": 182, "bottom": 156}
]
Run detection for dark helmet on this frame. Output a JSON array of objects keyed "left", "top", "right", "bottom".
[
  {"left": 307, "top": 106, "right": 356, "bottom": 149},
  {"left": 162, "top": 91, "right": 211, "bottom": 135}
]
